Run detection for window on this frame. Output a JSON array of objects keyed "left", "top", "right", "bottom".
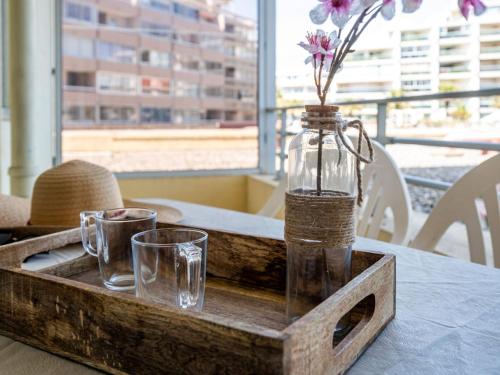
[
  {"left": 204, "top": 86, "right": 223, "bottom": 98},
  {"left": 140, "top": 0, "right": 170, "bottom": 12},
  {"left": 141, "top": 50, "right": 170, "bottom": 68},
  {"left": 64, "top": 1, "right": 94, "bottom": 23},
  {"left": 97, "top": 72, "right": 137, "bottom": 94},
  {"left": 205, "top": 61, "right": 223, "bottom": 74},
  {"left": 174, "top": 54, "right": 199, "bottom": 71},
  {"left": 401, "top": 45, "right": 430, "bottom": 59},
  {"left": 206, "top": 109, "right": 222, "bottom": 120},
  {"left": 172, "top": 109, "right": 202, "bottom": 124},
  {"left": 141, "top": 107, "right": 171, "bottom": 123},
  {"left": 61, "top": 0, "right": 259, "bottom": 173},
  {"left": 224, "top": 88, "right": 240, "bottom": 99},
  {"left": 63, "top": 34, "right": 94, "bottom": 58},
  {"left": 98, "top": 12, "right": 134, "bottom": 29},
  {"left": 141, "top": 77, "right": 170, "bottom": 96},
  {"left": 174, "top": 81, "right": 200, "bottom": 97},
  {"left": 1, "top": 0, "right": 8, "bottom": 111},
  {"left": 200, "top": 35, "right": 224, "bottom": 52},
  {"left": 63, "top": 105, "right": 95, "bottom": 124},
  {"left": 141, "top": 22, "right": 170, "bottom": 38},
  {"left": 401, "top": 80, "right": 431, "bottom": 92},
  {"left": 173, "top": 3, "right": 199, "bottom": 20},
  {"left": 224, "top": 111, "right": 237, "bottom": 121},
  {"left": 174, "top": 32, "right": 199, "bottom": 46},
  {"left": 97, "top": 41, "right": 136, "bottom": 64},
  {"left": 200, "top": 11, "right": 217, "bottom": 24},
  {"left": 66, "top": 72, "right": 94, "bottom": 88},
  {"left": 99, "top": 106, "right": 136, "bottom": 123}
]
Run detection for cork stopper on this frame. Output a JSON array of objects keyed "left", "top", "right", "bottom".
[{"left": 305, "top": 105, "right": 339, "bottom": 113}]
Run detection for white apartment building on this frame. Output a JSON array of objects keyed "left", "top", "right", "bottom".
[{"left": 278, "top": 1, "right": 500, "bottom": 125}]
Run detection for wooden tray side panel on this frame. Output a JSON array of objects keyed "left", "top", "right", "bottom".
[
  {"left": 0, "top": 268, "right": 285, "bottom": 375},
  {"left": 160, "top": 223, "right": 288, "bottom": 291},
  {"left": 0, "top": 228, "right": 81, "bottom": 268},
  {"left": 283, "top": 254, "right": 396, "bottom": 375}
]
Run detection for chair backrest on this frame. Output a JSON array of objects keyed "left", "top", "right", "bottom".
[
  {"left": 258, "top": 141, "right": 412, "bottom": 246},
  {"left": 411, "top": 153, "right": 500, "bottom": 267},
  {"left": 356, "top": 140, "right": 412, "bottom": 245}
]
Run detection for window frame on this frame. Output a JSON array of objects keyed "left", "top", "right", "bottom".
[{"left": 55, "top": 0, "right": 276, "bottom": 177}]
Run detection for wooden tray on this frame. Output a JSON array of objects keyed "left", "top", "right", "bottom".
[
  {"left": 0, "top": 223, "right": 395, "bottom": 375},
  {"left": 0, "top": 226, "right": 71, "bottom": 246}
]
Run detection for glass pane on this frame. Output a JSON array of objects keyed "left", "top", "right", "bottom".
[
  {"left": 1, "top": 0, "right": 8, "bottom": 110},
  {"left": 275, "top": 0, "right": 500, "bottom": 184},
  {"left": 61, "top": 0, "right": 258, "bottom": 173}
]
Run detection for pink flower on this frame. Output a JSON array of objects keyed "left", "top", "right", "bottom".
[
  {"left": 310, "top": 0, "right": 363, "bottom": 28},
  {"left": 458, "top": 0, "right": 486, "bottom": 19},
  {"left": 380, "top": 0, "right": 396, "bottom": 19},
  {"left": 299, "top": 30, "right": 341, "bottom": 69},
  {"left": 362, "top": 0, "right": 422, "bottom": 20},
  {"left": 402, "top": 0, "right": 422, "bottom": 13}
]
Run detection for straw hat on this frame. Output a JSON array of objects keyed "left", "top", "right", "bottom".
[
  {"left": 29, "top": 160, "right": 182, "bottom": 227},
  {"left": 0, "top": 194, "right": 31, "bottom": 227}
]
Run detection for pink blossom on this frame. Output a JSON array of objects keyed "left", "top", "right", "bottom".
[
  {"left": 362, "top": 0, "right": 422, "bottom": 20},
  {"left": 310, "top": 0, "right": 363, "bottom": 28},
  {"left": 458, "top": 0, "right": 486, "bottom": 19},
  {"left": 402, "top": 0, "right": 423, "bottom": 13},
  {"left": 298, "top": 30, "right": 341, "bottom": 70}
]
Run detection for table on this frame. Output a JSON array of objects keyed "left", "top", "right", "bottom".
[{"left": 2, "top": 198, "right": 500, "bottom": 374}]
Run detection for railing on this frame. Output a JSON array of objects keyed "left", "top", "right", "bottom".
[{"left": 268, "top": 88, "right": 500, "bottom": 190}]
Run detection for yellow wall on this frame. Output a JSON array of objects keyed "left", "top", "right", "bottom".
[
  {"left": 117, "top": 174, "right": 281, "bottom": 217},
  {"left": 118, "top": 175, "right": 249, "bottom": 212}
]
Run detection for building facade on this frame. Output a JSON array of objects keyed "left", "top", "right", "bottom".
[
  {"left": 279, "top": 1, "right": 500, "bottom": 124},
  {"left": 62, "top": 0, "right": 257, "bottom": 129}
]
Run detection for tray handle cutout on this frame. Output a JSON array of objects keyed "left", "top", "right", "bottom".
[{"left": 332, "top": 293, "right": 375, "bottom": 351}]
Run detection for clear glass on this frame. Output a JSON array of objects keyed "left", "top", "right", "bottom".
[
  {"left": 286, "top": 111, "right": 356, "bottom": 324},
  {"left": 132, "top": 228, "right": 207, "bottom": 311},
  {"left": 80, "top": 208, "right": 157, "bottom": 291}
]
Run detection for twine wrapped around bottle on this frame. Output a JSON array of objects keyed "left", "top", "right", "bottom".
[{"left": 285, "top": 105, "right": 374, "bottom": 249}]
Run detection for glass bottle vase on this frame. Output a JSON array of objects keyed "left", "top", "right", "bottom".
[{"left": 285, "top": 105, "right": 357, "bottom": 324}]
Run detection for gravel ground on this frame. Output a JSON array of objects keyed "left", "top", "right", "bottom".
[{"left": 401, "top": 166, "right": 472, "bottom": 213}]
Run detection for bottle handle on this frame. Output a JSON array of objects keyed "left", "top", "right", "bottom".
[
  {"left": 176, "top": 243, "right": 202, "bottom": 309},
  {"left": 80, "top": 211, "right": 98, "bottom": 257}
]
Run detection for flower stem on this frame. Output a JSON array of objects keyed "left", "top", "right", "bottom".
[{"left": 317, "top": 128, "right": 324, "bottom": 196}]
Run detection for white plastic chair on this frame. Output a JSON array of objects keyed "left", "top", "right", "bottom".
[
  {"left": 258, "top": 140, "right": 412, "bottom": 246},
  {"left": 356, "top": 140, "right": 412, "bottom": 245},
  {"left": 257, "top": 175, "right": 287, "bottom": 218},
  {"left": 411, "top": 153, "right": 500, "bottom": 267}
]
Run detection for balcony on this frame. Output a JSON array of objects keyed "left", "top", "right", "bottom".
[
  {"left": 481, "top": 46, "right": 500, "bottom": 54},
  {"left": 401, "top": 31, "right": 429, "bottom": 42},
  {"left": 480, "top": 63, "right": 500, "bottom": 78},
  {"left": 346, "top": 50, "right": 392, "bottom": 62},
  {"left": 480, "top": 27, "right": 500, "bottom": 42}
]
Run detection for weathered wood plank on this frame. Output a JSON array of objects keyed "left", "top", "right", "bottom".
[
  {"left": 0, "top": 228, "right": 80, "bottom": 268},
  {"left": 0, "top": 267, "right": 286, "bottom": 375},
  {"left": 68, "top": 265, "right": 288, "bottom": 331},
  {"left": 282, "top": 254, "right": 395, "bottom": 375},
  {"left": 162, "top": 223, "right": 288, "bottom": 292}
]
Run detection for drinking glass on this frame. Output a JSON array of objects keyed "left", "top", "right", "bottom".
[
  {"left": 131, "top": 228, "right": 207, "bottom": 311},
  {"left": 80, "top": 208, "right": 157, "bottom": 291}
]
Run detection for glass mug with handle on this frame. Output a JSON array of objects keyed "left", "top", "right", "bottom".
[
  {"left": 132, "top": 228, "right": 207, "bottom": 310},
  {"left": 80, "top": 208, "right": 157, "bottom": 291}
]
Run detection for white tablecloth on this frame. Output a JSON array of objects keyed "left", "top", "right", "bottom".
[{"left": 2, "top": 199, "right": 500, "bottom": 374}]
